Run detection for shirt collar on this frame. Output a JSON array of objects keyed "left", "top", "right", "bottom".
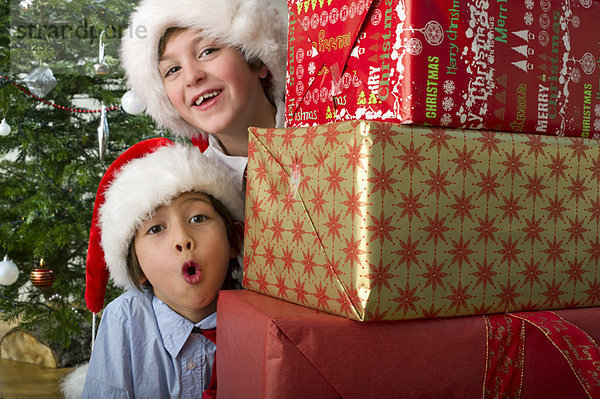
[{"left": 152, "top": 296, "right": 217, "bottom": 358}]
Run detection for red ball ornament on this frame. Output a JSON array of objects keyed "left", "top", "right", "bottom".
[{"left": 29, "top": 259, "right": 54, "bottom": 287}]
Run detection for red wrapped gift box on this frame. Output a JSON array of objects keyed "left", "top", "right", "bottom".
[
  {"left": 285, "top": 0, "right": 600, "bottom": 137},
  {"left": 217, "top": 290, "right": 600, "bottom": 398}
]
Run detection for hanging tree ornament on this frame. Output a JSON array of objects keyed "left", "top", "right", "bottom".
[
  {"left": 94, "top": 31, "right": 109, "bottom": 75},
  {"left": 0, "top": 118, "right": 11, "bottom": 136},
  {"left": 23, "top": 67, "right": 57, "bottom": 98},
  {"left": 121, "top": 90, "right": 146, "bottom": 115},
  {"left": 0, "top": 256, "right": 19, "bottom": 286},
  {"left": 97, "top": 104, "right": 109, "bottom": 162},
  {"left": 29, "top": 258, "right": 54, "bottom": 288}
]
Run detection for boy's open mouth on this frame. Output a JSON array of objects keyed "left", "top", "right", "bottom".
[
  {"left": 194, "top": 90, "right": 221, "bottom": 106},
  {"left": 182, "top": 260, "right": 202, "bottom": 284}
]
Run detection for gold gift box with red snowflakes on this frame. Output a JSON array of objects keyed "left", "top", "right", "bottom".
[{"left": 243, "top": 120, "right": 600, "bottom": 321}]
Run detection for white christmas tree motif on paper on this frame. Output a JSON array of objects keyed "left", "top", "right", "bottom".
[{"left": 512, "top": 30, "right": 532, "bottom": 42}]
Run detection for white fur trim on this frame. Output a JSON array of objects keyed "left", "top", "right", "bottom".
[
  {"left": 99, "top": 143, "right": 244, "bottom": 290},
  {"left": 121, "top": 0, "right": 287, "bottom": 137},
  {"left": 60, "top": 363, "right": 88, "bottom": 399}
]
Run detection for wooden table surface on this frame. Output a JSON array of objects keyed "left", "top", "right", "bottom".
[{"left": 0, "top": 358, "right": 72, "bottom": 399}]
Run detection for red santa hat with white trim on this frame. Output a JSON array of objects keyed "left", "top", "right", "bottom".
[
  {"left": 120, "top": 0, "right": 287, "bottom": 138},
  {"left": 85, "top": 137, "right": 244, "bottom": 313}
]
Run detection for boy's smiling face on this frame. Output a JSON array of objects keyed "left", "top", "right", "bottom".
[
  {"left": 158, "top": 29, "right": 276, "bottom": 156},
  {"left": 133, "top": 191, "right": 238, "bottom": 323}
]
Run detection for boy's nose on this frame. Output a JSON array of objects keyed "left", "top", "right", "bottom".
[
  {"left": 184, "top": 64, "right": 206, "bottom": 86},
  {"left": 175, "top": 238, "right": 194, "bottom": 252}
]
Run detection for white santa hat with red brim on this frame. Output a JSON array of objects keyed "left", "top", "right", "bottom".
[
  {"left": 120, "top": 0, "right": 288, "bottom": 138},
  {"left": 84, "top": 137, "right": 244, "bottom": 314}
]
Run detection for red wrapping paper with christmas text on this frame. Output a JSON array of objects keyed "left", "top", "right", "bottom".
[{"left": 285, "top": 0, "right": 600, "bottom": 137}]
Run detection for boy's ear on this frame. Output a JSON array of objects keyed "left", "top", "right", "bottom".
[
  {"left": 258, "top": 64, "right": 269, "bottom": 80},
  {"left": 229, "top": 221, "right": 244, "bottom": 258}
]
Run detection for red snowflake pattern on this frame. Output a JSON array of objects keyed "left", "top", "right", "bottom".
[
  {"left": 497, "top": 236, "right": 523, "bottom": 267},
  {"left": 563, "top": 257, "right": 587, "bottom": 287},
  {"left": 451, "top": 144, "right": 478, "bottom": 177},
  {"left": 324, "top": 256, "right": 346, "bottom": 283},
  {"left": 447, "top": 236, "right": 475, "bottom": 268},
  {"left": 368, "top": 163, "right": 399, "bottom": 198},
  {"left": 444, "top": 281, "right": 474, "bottom": 313},
  {"left": 342, "top": 235, "right": 367, "bottom": 266},
  {"left": 588, "top": 154, "right": 600, "bottom": 184},
  {"left": 302, "top": 126, "right": 319, "bottom": 149},
  {"left": 565, "top": 216, "right": 588, "bottom": 243},
  {"left": 301, "top": 249, "right": 318, "bottom": 279},
  {"left": 420, "top": 304, "right": 443, "bottom": 318},
  {"left": 476, "top": 169, "right": 501, "bottom": 200},
  {"left": 543, "top": 237, "right": 567, "bottom": 267},
  {"left": 542, "top": 278, "right": 566, "bottom": 307},
  {"left": 473, "top": 214, "right": 499, "bottom": 245},
  {"left": 501, "top": 148, "right": 525, "bottom": 179},
  {"left": 367, "top": 210, "right": 397, "bottom": 246},
  {"left": 325, "top": 162, "right": 345, "bottom": 196},
  {"left": 543, "top": 194, "right": 567, "bottom": 224},
  {"left": 545, "top": 152, "right": 569, "bottom": 181},
  {"left": 426, "top": 127, "right": 453, "bottom": 152},
  {"left": 494, "top": 279, "right": 522, "bottom": 310},
  {"left": 268, "top": 215, "right": 285, "bottom": 242},
  {"left": 314, "top": 149, "right": 330, "bottom": 171},
  {"left": 471, "top": 259, "right": 498, "bottom": 290},
  {"left": 585, "top": 237, "right": 600, "bottom": 264},
  {"left": 395, "top": 188, "right": 425, "bottom": 222},
  {"left": 424, "top": 166, "right": 452, "bottom": 199},
  {"left": 280, "top": 247, "right": 295, "bottom": 274},
  {"left": 261, "top": 128, "right": 277, "bottom": 149},
  {"left": 477, "top": 131, "right": 502, "bottom": 156},
  {"left": 365, "top": 259, "right": 395, "bottom": 291},
  {"left": 274, "top": 274, "right": 290, "bottom": 299},
  {"left": 524, "top": 134, "right": 548, "bottom": 159},
  {"left": 324, "top": 209, "right": 344, "bottom": 242},
  {"left": 422, "top": 212, "right": 450, "bottom": 245},
  {"left": 586, "top": 196, "right": 600, "bottom": 224},
  {"left": 265, "top": 179, "right": 281, "bottom": 207},
  {"left": 281, "top": 128, "right": 296, "bottom": 149},
  {"left": 419, "top": 259, "right": 449, "bottom": 292},
  {"left": 521, "top": 215, "right": 546, "bottom": 245},
  {"left": 312, "top": 281, "right": 332, "bottom": 311},
  {"left": 253, "top": 158, "right": 269, "bottom": 186},
  {"left": 567, "top": 138, "right": 590, "bottom": 162},
  {"left": 450, "top": 191, "right": 477, "bottom": 222},
  {"left": 335, "top": 285, "right": 360, "bottom": 318},
  {"left": 323, "top": 123, "right": 341, "bottom": 149},
  {"left": 365, "top": 306, "right": 390, "bottom": 321},
  {"left": 289, "top": 217, "right": 308, "bottom": 246},
  {"left": 371, "top": 123, "right": 400, "bottom": 150},
  {"left": 342, "top": 187, "right": 367, "bottom": 219},
  {"left": 249, "top": 195, "right": 265, "bottom": 222},
  {"left": 522, "top": 172, "right": 548, "bottom": 202},
  {"left": 309, "top": 186, "right": 328, "bottom": 217},
  {"left": 499, "top": 192, "right": 524, "bottom": 223},
  {"left": 584, "top": 277, "right": 600, "bottom": 304},
  {"left": 343, "top": 139, "right": 369, "bottom": 172},
  {"left": 393, "top": 236, "right": 423, "bottom": 270},
  {"left": 398, "top": 140, "right": 426, "bottom": 175},
  {"left": 254, "top": 270, "right": 271, "bottom": 294},
  {"left": 392, "top": 282, "right": 422, "bottom": 315},
  {"left": 567, "top": 174, "right": 589, "bottom": 203},
  {"left": 518, "top": 257, "right": 545, "bottom": 289},
  {"left": 292, "top": 277, "right": 310, "bottom": 305},
  {"left": 262, "top": 242, "right": 277, "bottom": 270}
]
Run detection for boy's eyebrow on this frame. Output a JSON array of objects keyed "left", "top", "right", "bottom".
[{"left": 158, "top": 33, "right": 208, "bottom": 62}]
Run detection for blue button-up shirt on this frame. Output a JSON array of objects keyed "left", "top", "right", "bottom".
[{"left": 82, "top": 289, "right": 216, "bottom": 398}]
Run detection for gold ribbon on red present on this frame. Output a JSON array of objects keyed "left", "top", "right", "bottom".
[{"left": 484, "top": 311, "right": 600, "bottom": 399}]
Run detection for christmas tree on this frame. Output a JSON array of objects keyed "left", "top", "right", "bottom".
[{"left": 0, "top": 0, "right": 160, "bottom": 365}]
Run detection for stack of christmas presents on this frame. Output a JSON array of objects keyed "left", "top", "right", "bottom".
[{"left": 217, "top": 0, "right": 600, "bottom": 397}]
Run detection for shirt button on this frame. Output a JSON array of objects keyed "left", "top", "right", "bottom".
[{"left": 186, "top": 361, "right": 196, "bottom": 370}]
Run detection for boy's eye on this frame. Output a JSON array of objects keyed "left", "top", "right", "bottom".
[
  {"left": 190, "top": 214, "right": 207, "bottom": 224},
  {"left": 199, "top": 47, "right": 219, "bottom": 59},
  {"left": 147, "top": 225, "right": 164, "bottom": 235},
  {"left": 164, "top": 65, "right": 181, "bottom": 77}
]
